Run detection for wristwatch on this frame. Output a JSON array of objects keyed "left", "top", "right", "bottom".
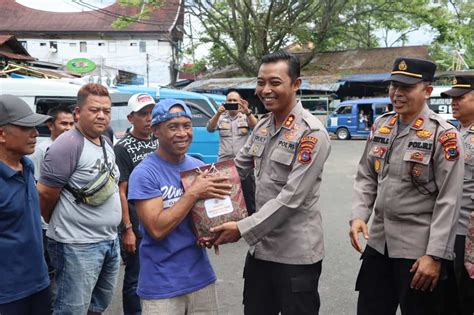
[
  {"left": 429, "top": 255, "right": 441, "bottom": 261},
  {"left": 245, "top": 111, "right": 252, "bottom": 116},
  {"left": 122, "top": 223, "right": 133, "bottom": 231}
]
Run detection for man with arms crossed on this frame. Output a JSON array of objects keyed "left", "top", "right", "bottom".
[
  {"left": 441, "top": 75, "right": 474, "bottom": 314},
  {"left": 128, "top": 99, "right": 231, "bottom": 314},
  {"left": 114, "top": 93, "right": 158, "bottom": 315},
  {"left": 0, "top": 95, "right": 51, "bottom": 315},
  {"left": 38, "top": 83, "right": 122, "bottom": 315},
  {"left": 211, "top": 51, "right": 331, "bottom": 315},
  {"left": 207, "top": 89, "right": 258, "bottom": 215},
  {"left": 350, "top": 58, "right": 464, "bottom": 315}
]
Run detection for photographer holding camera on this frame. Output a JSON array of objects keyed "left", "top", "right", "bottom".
[{"left": 207, "top": 90, "right": 257, "bottom": 215}]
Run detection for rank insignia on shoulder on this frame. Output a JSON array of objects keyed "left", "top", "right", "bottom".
[
  {"left": 284, "top": 114, "right": 295, "bottom": 128},
  {"left": 444, "top": 143, "right": 459, "bottom": 161},
  {"left": 298, "top": 149, "right": 312, "bottom": 164},
  {"left": 388, "top": 115, "right": 398, "bottom": 127},
  {"left": 412, "top": 118, "right": 424, "bottom": 129},
  {"left": 416, "top": 129, "right": 433, "bottom": 139},
  {"left": 410, "top": 151, "right": 424, "bottom": 162},
  {"left": 438, "top": 132, "right": 457, "bottom": 145},
  {"left": 374, "top": 159, "right": 381, "bottom": 173},
  {"left": 379, "top": 126, "right": 391, "bottom": 134}
]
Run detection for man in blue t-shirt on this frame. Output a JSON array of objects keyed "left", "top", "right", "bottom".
[
  {"left": 0, "top": 95, "right": 51, "bottom": 315},
  {"left": 128, "top": 99, "right": 231, "bottom": 314}
]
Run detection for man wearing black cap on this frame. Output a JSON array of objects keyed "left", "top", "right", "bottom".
[
  {"left": 441, "top": 75, "right": 474, "bottom": 314},
  {"left": 0, "top": 95, "right": 52, "bottom": 314},
  {"left": 349, "top": 58, "right": 464, "bottom": 314}
]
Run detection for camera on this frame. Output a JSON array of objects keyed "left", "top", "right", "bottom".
[{"left": 223, "top": 102, "right": 239, "bottom": 110}]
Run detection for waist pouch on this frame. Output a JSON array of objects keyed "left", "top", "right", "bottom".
[{"left": 66, "top": 169, "right": 116, "bottom": 206}]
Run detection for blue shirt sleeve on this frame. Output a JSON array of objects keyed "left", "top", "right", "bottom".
[{"left": 128, "top": 162, "right": 162, "bottom": 201}]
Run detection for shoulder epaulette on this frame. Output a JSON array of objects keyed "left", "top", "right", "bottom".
[
  {"left": 301, "top": 111, "right": 322, "bottom": 131},
  {"left": 428, "top": 112, "right": 457, "bottom": 131}
]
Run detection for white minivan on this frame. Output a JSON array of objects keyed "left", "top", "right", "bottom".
[{"left": 0, "top": 78, "right": 81, "bottom": 138}]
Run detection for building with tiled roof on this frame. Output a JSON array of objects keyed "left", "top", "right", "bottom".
[{"left": 0, "top": 0, "right": 184, "bottom": 84}]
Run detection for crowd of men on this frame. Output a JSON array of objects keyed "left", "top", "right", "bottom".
[{"left": 0, "top": 51, "right": 473, "bottom": 315}]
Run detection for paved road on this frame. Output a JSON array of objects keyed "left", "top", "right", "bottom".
[{"left": 106, "top": 139, "right": 367, "bottom": 315}]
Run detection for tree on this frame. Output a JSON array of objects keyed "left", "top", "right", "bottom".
[
  {"left": 186, "top": 0, "right": 456, "bottom": 74},
  {"left": 112, "top": 0, "right": 472, "bottom": 75},
  {"left": 428, "top": 0, "right": 473, "bottom": 71}
]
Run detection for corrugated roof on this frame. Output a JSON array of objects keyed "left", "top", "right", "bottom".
[
  {"left": 0, "top": 34, "right": 35, "bottom": 61},
  {"left": 185, "top": 76, "right": 341, "bottom": 93},
  {"left": 0, "top": 0, "right": 182, "bottom": 34},
  {"left": 303, "top": 46, "right": 429, "bottom": 75}
]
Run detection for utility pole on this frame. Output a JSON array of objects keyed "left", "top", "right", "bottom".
[
  {"left": 146, "top": 53, "right": 150, "bottom": 87},
  {"left": 188, "top": 13, "right": 196, "bottom": 80}
]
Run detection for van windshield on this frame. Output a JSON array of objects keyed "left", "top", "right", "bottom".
[{"left": 336, "top": 105, "right": 352, "bottom": 114}]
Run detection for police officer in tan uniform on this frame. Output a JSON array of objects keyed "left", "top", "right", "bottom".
[
  {"left": 210, "top": 51, "right": 331, "bottom": 315},
  {"left": 441, "top": 75, "right": 474, "bottom": 314},
  {"left": 350, "top": 57, "right": 464, "bottom": 315},
  {"left": 207, "top": 90, "right": 258, "bottom": 214}
]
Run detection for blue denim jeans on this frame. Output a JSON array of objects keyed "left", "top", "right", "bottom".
[
  {"left": 122, "top": 238, "right": 141, "bottom": 315},
  {"left": 47, "top": 237, "right": 120, "bottom": 315}
]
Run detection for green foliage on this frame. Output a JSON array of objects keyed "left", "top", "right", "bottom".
[
  {"left": 111, "top": 0, "right": 164, "bottom": 29},
  {"left": 113, "top": 0, "right": 473, "bottom": 74}
]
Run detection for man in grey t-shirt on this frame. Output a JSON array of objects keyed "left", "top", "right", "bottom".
[{"left": 38, "top": 83, "right": 121, "bottom": 315}]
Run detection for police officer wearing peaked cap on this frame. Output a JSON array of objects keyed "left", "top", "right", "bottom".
[
  {"left": 350, "top": 57, "right": 464, "bottom": 315},
  {"left": 440, "top": 74, "right": 474, "bottom": 315}
]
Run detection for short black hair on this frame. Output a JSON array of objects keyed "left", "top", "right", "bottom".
[
  {"left": 259, "top": 51, "right": 300, "bottom": 82},
  {"left": 47, "top": 105, "right": 73, "bottom": 122}
]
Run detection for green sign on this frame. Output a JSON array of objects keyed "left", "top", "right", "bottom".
[{"left": 66, "top": 58, "right": 96, "bottom": 73}]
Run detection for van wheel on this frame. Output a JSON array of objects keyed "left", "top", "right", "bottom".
[{"left": 336, "top": 127, "right": 351, "bottom": 140}]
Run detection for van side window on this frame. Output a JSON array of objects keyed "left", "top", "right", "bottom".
[
  {"left": 375, "top": 103, "right": 390, "bottom": 115},
  {"left": 336, "top": 105, "right": 352, "bottom": 114},
  {"left": 183, "top": 98, "right": 214, "bottom": 117},
  {"left": 187, "top": 103, "right": 211, "bottom": 127},
  {"left": 35, "top": 97, "right": 77, "bottom": 137}
]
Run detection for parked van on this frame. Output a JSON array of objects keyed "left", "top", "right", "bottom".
[
  {"left": 113, "top": 85, "right": 219, "bottom": 163},
  {"left": 1, "top": 79, "right": 220, "bottom": 162},
  {"left": 326, "top": 98, "right": 392, "bottom": 140},
  {"left": 327, "top": 87, "right": 457, "bottom": 140},
  {"left": 0, "top": 78, "right": 80, "bottom": 137}
]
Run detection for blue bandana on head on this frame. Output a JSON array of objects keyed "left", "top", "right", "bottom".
[{"left": 151, "top": 99, "right": 192, "bottom": 126}]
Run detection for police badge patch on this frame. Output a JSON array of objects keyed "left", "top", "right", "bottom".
[
  {"left": 374, "top": 159, "right": 381, "bottom": 173},
  {"left": 379, "top": 126, "right": 391, "bottom": 134},
  {"left": 416, "top": 129, "right": 433, "bottom": 139},
  {"left": 298, "top": 149, "right": 312, "bottom": 164}
]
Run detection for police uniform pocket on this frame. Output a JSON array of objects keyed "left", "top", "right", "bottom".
[
  {"left": 219, "top": 128, "right": 231, "bottom": 137},
  {"left": 290, "top": 275, "right": 317, "bottom": 293},
  {"left": 465, "top": 157, "right": 474, "bottom": 180},
  {"left": 402, "top": 150, "right": 431, "bottom": 183},
  {"left": 270, "top": 149, "right": 294, "bottom": 183}
]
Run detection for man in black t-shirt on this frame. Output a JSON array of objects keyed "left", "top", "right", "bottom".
[{"left": 114, "top": 93, "right": 158, "bottom": 315}]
